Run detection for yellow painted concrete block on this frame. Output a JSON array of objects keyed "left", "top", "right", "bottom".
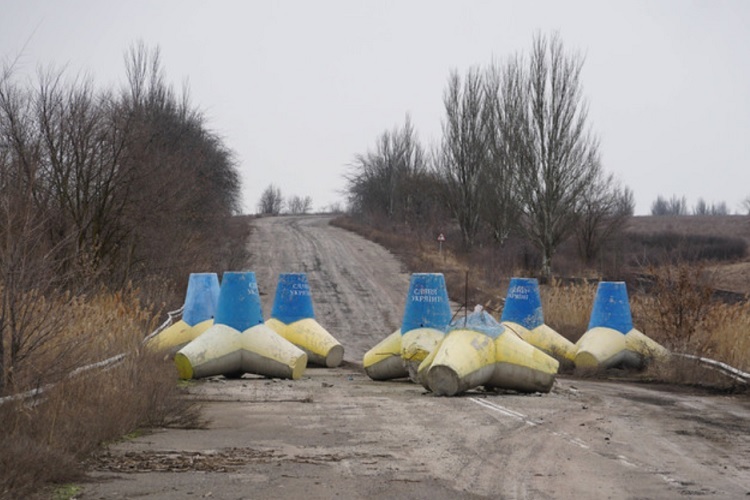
[
  {"left": 363, "top": 329, "right": 407, "bottom": 381},
  {"left": 575, "top": 326, "right": 669, "bottom": 370},
  {"left": 174, "top": 324, "right": 243, "bottom": 379},
  {"left": 266, "top": 317, "right": 344, "bottom": 368},
  {"left": 401, "top": 327, "right": 444, "bottom": 382},
  {"left": 624, "top": 329, "right": 670, "bottom": 362},
  {"left": 416, "top": 338, "right": 441, "bottom": 389},
  {"left": 425, "top": 329, "right": 496, "bottom": 396},
  {"left": 148, "top": 319, "right": 214, "bottom": 353},
  {"left": 574, "top": 327, "right": 628, "bottom": 369},
  {"left": 174, "top": 323, "right": 307, "bottom": 380},
  {"left": 241, "top": 324, "right": 308, "bottom": 380},
  {"left": 503, "top": 321, "right": 576, "bottom": 363},
  {"left": 487, "top": 330, "right": 559, "bottom": 393}
]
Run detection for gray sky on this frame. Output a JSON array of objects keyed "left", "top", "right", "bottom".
[{"left": 2, "top": 0, "right": 749, "bottom": 215}]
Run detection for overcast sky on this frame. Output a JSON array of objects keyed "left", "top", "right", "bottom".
[{"left": 2, "top": 0, "right": 749, "bottom": 215}]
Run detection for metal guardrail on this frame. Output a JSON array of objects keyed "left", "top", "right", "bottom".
[
  {"left": 142, "top": 305, "right": 185, "bottom": 344},
  {"left": 672, "top": 353, "right": 750, "bottom": 384},
  {"left": 0, "top": 305, "right": 184, "bottom": 406}
]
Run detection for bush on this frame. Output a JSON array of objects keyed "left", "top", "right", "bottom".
[
  {"left": 632, "top": 264, "right": 713, "bottom": 350},
  {"left": 0, "top": 289, "right": 203, "bottom": 499}
]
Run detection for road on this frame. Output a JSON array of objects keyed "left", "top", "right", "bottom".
[{"left": 84, "top": 215, "right": 750, "bottom": 499}]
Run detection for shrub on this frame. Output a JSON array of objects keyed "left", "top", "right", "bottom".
[
  {"left": 632, "top": 264, "right": 713, "bottom": 350},
  {"left": 0, "top": 289, "right": 203, "bottom": 499}
]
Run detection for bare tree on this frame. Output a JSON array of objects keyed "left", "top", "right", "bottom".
[
  {"left": 118, "top": 42, "right": 242, "bottom": 285},
  {"left": 651, "top": 194, "right": 687, "bottom": 216},
  {"left": 512, "top": 33, "right": 601, "bottom": 280},
  {"left": 693, "top": 198, "right": 728, "bottom": 216},
  {"left": 651, "top": 195, "right": 668, "bottom": 215},
  {"left": 710, "top": 201, "right": 729, "bottom": 216},
  {"left": 35, "top": 70, "right": 134, "bottom": 279},
  {"left": 743, "top": 196, "right": 750, "bottom": 215},
  {"left": 693, "top": 198, "right": 708, "bottom": 216},
  {"left": 0, "top": 71, "right": 92, "bottom": 394},
  {"left": 576, "top": 174, "right": 634, "bottom": 264},
  {"left": 257, "top": 184, "right": 284, "bottom": 215},
  {"left": 287, "top": 195, "right": 313, "bottom": 214},
  {"left": 323, "top": 201, "right": 344, "bottom": 214},
  {"left": 437, "top": 68, "right": 487, "bottom": 248},
  {"left": 346, "top": 115, "right": 430, "bottom": 224},
  {"left": 481, "top": 59, "right": 524, "bottom": 244}
]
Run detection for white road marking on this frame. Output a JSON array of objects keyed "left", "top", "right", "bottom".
[
  {"left": 549, "top": 431, "right": 590, "bottom": 449},
  {"left": 469, "top": 397, "right": 539, "bottom": 426},
  {"left": 467, "top": 392, "right": 740, "bottom": 494},
  {"left": 659, "top": 474, "right": 683, "bottom": 488}
]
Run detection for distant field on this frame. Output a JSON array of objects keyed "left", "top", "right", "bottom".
[
  {"left": 626, "top": 215, "right": 750, "bottom": 295},
  {"left": 626, "top": 215, "right": 750, "bottom": 243}
]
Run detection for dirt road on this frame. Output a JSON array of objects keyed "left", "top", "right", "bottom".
[
  {"left": 249, "top": 215, "right": 412, "bottom": 360},
  {"left": 83, "top": 215, "right": 750, "bottom": 499}
]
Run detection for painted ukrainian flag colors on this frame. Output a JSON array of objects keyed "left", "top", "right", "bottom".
[
  {"left": 418, "top": 307, "right": 559, "bottom": 396},
  {"left": 174, "top": 272, "right": 307, "bottom": 380},
  {"left": 500, "top": 277, "right": 576, "bottom": 363},
  {"left": 147, "top": 273, "right": 220, "bottom": 353},
  {"left": 363, "top": 273, "right": 452, "bottom": 381},
  {"left": 158, "top": 269, "right": 670, "bottom": 387},
  {"left": 399, "top": 273, "right": 452, "bottom": 380},
  {"left": 265, "top": 273, "right": 344, "bottom": 368},
  {"left": 575, "top": 281, "right": 669, "bottom": 369}
]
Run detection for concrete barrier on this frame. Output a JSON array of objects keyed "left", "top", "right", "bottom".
[
  {"left": 363, "top": 273, "right": 452, "bottom": 381},
  {"left": 415, "top": 336, "right": 439, "bottom": 388},
  {"left": 575, "top": 282, "right": 669, "bottom": 369},
  {"left": 175, "top": 272, "right": 307, "bottom": 380},
  {"left": 399, "top": 273, "right": 452, "bottom": 380},
  {"left": 421, "top": 307, "right": 558, "bottom": 396},
  {"left": 148, "top": 273, "right": 220, "bottom": 353},
  {"left": 362, "top": 329, "right": 408, "bottom": 380},
  {"left": 485, "top": 328, "right": 559, "bottom": 394},
  {"left": 265, "top": 273, "right": 344, "bottom": 367},
  {"left": 425, "top": 327, "right": 496, "bottom": 396},
  {"left": 500, "top": 277, "right": 576, "bottom": 362}
]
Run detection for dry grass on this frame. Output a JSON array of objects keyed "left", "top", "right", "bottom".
[
  {"left": 541, "top": 270, "right": 750, "bottom": 386},
  {"left": 700, "top": 302, "right": 750, "bottom": 372},
  {"left": 0, "top": 289, "right": 203, "bottom": 499},
  {"left": 542, "top": 280, "right": 598, "bottom": 343},
  {"left": 2, "top": 286, "right": 157, "bottom": 393},
  {"left": 626, "top": 215, "right": 750, "bottom": 244},
  {"left": 631, "top": 264, "right": 714, "bottom": 350},
  {"left": 633, "top": 267, "right": 750, "bottom": 375},
  {"left": 332, "top": 216, "right": 510, "bottom": 313}
]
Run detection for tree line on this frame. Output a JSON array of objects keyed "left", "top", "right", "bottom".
[
  {"left": 650, "top": 195, "right": 733, "bottom": 216},
  {"left": 256, "top": 183, "right": 314, "bottom": 215},
  {"left": 345, "top": 33, "right": 633, "bottom": 279},
  {"left": 0, "top": 43, "right": 244, "bottom": 393}
]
